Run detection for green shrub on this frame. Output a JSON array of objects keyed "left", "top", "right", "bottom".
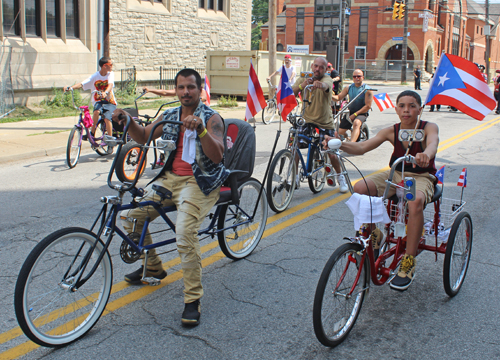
[{"left": 217, "top": 95, "right": 238, "bottom": 107}]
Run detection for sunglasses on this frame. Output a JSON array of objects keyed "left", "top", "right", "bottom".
[
  {"left": 353, "top": 75, "right": 362, "bottom": 78},
  {"left": 104, "top": 62, "right": 113, "bottom": 67}
]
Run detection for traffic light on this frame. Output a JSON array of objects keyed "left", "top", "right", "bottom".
[
  {"left": 392, "top": 2, "right": 400, "bottom": 20},
  {"left": 398, "top": 2, "right": 406, "bottom": 20}
]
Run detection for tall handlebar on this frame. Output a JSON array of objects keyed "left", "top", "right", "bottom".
[
  {"left": 106, "top": 116, "right": 183, "bottom": 192},
  {"left": 381, "top": 155, "right": 417, "bottom": 201}
]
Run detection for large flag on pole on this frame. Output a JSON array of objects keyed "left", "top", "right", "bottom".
[
  {"left": 373, "top": 93, "right": 395, "bottom": 112},
  {"left": 424, "top": 53, "right": 496, "bottom": 120},
  {"left": 276, "top": 65, "right": 298, "bottom": 121},
  {"left": 245, "top": 61, "right": 266, "bottom": 121},
  {"left": 204, "top": 74, "right": 211, "bottom": 106}
]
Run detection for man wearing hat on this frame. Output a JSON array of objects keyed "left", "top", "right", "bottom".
[{"left": 267, "top": 54, "right": 296, "bottom": 86}]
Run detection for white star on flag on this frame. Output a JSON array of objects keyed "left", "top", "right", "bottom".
[{"left": 438, "top": 72, "right": 449, "bottom": 86}]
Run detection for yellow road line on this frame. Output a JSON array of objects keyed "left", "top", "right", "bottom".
[{"left": 2, "top": 117, "right": 498, "bottom": 359}]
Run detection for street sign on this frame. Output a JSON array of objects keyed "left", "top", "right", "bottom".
[
  {"left": 345, "top": 8, "right": 351, "bottom": 15},
  {"left": 392, "top": 37, "right": 403, "bottom": 41}
]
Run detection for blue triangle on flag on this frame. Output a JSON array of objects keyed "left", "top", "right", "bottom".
[{"left": 428, "top": 55, "right": 466, "bottom": 101}]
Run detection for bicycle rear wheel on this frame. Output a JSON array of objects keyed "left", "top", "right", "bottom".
[
  {"left": 308, "top": 146, "right": 327, "bottom": 193},
  {"left": 14, "top": 227, "right": 113, "bottom": 347},
  {"left": 217, "top": 178, "right": 268, "bottom": 260},
  {"left": 267, "top": 148, "right": 296, "bottom": 213},
  {"left": 66, "top": 126, "right": 82, "bottom": 168},
  {"left": 262, "top": 100, "right": 279, "bottom": 124},
  {"left": 115, "top": 141, "right": 147, "bottom": 183},
  {"left": 94, "top": 119, "right": 113, "bottom": 156},
  {"left": 313, "top": 243, "right": 369, "bottom": 348},
  {"left": 443, "top": 212, "right": 473, "bottom": 297}
]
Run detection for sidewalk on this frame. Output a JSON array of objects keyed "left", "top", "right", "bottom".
[{"left": 0, "top": 104, "right": 249, "bottom": 164}]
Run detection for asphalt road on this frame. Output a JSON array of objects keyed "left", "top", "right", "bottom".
[{"left": 1, "top": 85, "right": 500, "bottom": 360}]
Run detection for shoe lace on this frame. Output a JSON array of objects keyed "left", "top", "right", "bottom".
[{"left": 400, "top": 256, "right": 414, "bottom": 274}]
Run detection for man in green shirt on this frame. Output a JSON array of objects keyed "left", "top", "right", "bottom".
[{"left": 292, "top": 57, "right": 348, "bottom": 193}]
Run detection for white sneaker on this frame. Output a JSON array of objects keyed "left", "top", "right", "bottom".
[
  {"left": 295, "top": 175, "right": 300, "bottom": 189},
  {"left": 338, "top": 174, "right": 348, "bottom": 193}
]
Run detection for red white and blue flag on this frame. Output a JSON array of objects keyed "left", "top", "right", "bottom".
[
  {"left": 276, "top": 65, "right": 298, "bottom": 121},
  {"left": 245, "top": 61, "right": 267, "bottom": 121},
  {"left": 204, "top": 74, "right": 211, "bottom": 106},
  {"left": 425, "top": 53, "right": 496, "bottom": 120},
  {"left": 373, "top": 93, "right": 395, "bottom": 112},
  {"left": 435, "top": 165, "right": 445, "bottom": 184},
  {"left": 457, "top": 168, "right": 467, "bottom": 187}
]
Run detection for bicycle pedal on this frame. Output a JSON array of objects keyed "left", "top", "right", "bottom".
[{"left": 141, "top": 277, "right": 161, "bottom": 286}]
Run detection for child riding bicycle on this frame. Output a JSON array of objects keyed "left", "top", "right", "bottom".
[
  {"left": 64, "top": 57, "right": 117, "bottom": 141},
  {"left": 324, "top": 90, "right": 439, "bottom": 291}
]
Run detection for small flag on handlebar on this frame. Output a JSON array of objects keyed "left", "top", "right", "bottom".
[{"left": 373, "top": 93, "right": 395, "bottom": 112}]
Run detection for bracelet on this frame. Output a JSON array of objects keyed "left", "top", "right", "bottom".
[
  {"left": 299, "top": 84, "right": 303, "bottom": 91},
  {"left": 198, "top": 128, "right": 208, "bottom": 139},
  {"left": 353, "top": 112, "right": 358, "bottom": 117}
]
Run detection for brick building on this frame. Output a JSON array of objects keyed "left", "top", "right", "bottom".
[{"left": 262, "top": 0, "right": 500, "bottom": 78}]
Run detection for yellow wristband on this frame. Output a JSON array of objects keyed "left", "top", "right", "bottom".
[
  {"left": 299, "top": 84, "right": 303, "bottom": 91},
  {"left": 354, "top": 112, "right": 358, "bottom": 117},
  {"left": 198, "top": 128, "right": 208, "bottom": 139}
]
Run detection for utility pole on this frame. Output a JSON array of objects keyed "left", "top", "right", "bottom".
[
  {"left": 401, "top": 0, "right": 408, "bottom": 84},
  {"left": 269, "top": 0, "right": 277, "bottom": 88},
  {"left": 339, "top": 0, "right": 346, "bottom": 80},
  {"left": 485, "top": 0, "right": 491, "bottom": 82}
]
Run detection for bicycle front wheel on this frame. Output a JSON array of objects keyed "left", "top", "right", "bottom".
[
  {"left": 94, "top": 120, "right": 113, "bottom": 156},
  {"left": 262, "top": 100, "right": 278, "bottom": 124},
  {"left": 313, "top": 243, "right": 369, "bottom": 348},
  {"left": 267, "top": 149, "right": 296, "bottom": 213},
  {"left": 14, "top": 227, "right": 113, "bottom": 347},
  {"left": 66, "top": 126, "right": 82, "bottom": 168},
  {"left": 308, "top": 146, "right": 327, "bottom": 193},
  {"left": 357, "top": 123, "right": 369, "bottom": 142},
  {"left": 217, "top": 178, "right": 268, "bottom": 260},
  {"left": 443, "top": 212, "right": 473, "bottom": 297},
  {"left": 115, "top": 141, "right": 147, "bottom": 183}
]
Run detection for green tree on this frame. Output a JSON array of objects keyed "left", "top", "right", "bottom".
[{"left": 252, "top": 0, "right": 268, "bottom": 50}]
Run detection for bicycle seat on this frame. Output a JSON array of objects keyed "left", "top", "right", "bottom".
[{"left": 389, "top": 183, "right": 442, "bottom": 204}]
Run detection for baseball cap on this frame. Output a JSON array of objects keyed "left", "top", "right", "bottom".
[
  {"left": 496, "top": 69, "right": 500, "bottom": 73},
  {"left": 327, "top": 62, "right": 333, "bottom": 68},
  {"left": 284, "top": 54, "right": 291, "bottom": 59}
]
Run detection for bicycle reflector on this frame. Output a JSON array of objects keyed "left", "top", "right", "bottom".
[
  {"left": 404, "top": 177, "right": 416, "bottom": 201},
  {"left": 325, "top": 165, "right": 333, "bottom": 173},
  {"left": 327, "top": 177, "right": 335, "bottom": 186},
  {"left": 301, "top": 71, "right": 314, "bottom": 78}
]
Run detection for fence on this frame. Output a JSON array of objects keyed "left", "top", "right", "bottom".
[
  {"left": 343, "top": 59, "right": 426, "bottom": 82},
  {"left": 0, "top": 46, "right": 15, "bottom": 118},
  {"left": 120, "top": 66, "right": 137, "bottom": 92},
  {"left": 159, "top": 67, "right": 206, "bottom": 90}
]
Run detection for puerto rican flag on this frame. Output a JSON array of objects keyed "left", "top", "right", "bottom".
[
  {"left": 425, "top": 53, "right": 496, "bottom": 120},
  {"left": 373, "top": 93, "right": 395, "bottom": 112},
  {"left": 204, "top": 74, "right": 211, "bottom": 106},
  {"left": 245, "top": 60, "right": 267, "bottom": 121},
  {"left": 276, "top": 65, "right": 298, "bottom": 121},
  {"left": 435, "top": 165, "right": 445, "bottom": 184},
  {"left": 457, "top": 168, "right": 467, "bottom": 187}
]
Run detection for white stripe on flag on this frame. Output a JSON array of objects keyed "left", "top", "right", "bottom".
[
  {"left": 437, "top": 88, "right": 492, "bottom": 116},
  {"left": 457, "top": 68, "right": 493, "bottom": 96}
]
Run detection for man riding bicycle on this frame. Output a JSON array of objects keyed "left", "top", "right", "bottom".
[
  {"left": 292, "top": 57, "right": 348, "bottom": 193},
  {"left": 324, "top": 90, "right": 439, "bottom": 291},
  {"left": 332, "top": 69, "right": 373, "bottom": 142},
  {"left": 112, "top": 69, "right": 229, "bottom": 326}
]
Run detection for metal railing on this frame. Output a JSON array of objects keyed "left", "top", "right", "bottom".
[
  {"left": 120, "top": 66, "right": 137, "bottom": 91},
  {"left": 159, "top": 67, "right": 206, "bottom": 89},
  {"left": 343, "top": 59, "right": 426, "bottom": 82}
]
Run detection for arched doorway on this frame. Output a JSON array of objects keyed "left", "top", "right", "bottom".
[
  {"left": 384, "top": 45, "right": 415, "bottom": 71},
  {"left": 425, "top": 46, "right": 433, "bottom": 73}
]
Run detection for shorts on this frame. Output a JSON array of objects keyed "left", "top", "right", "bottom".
[
  {"left": 367, "top": 170, "right": 436, "bottom": 206},
  {"left": 340, "top": 113, "right": 368, "bottom": 130},
  {"left": 94, "top": 102, "right": 117, "bottom": 121}
]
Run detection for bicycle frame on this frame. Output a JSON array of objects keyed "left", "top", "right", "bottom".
[{"left": 69, "top": 116, "right": 261, "bottom": 290}]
